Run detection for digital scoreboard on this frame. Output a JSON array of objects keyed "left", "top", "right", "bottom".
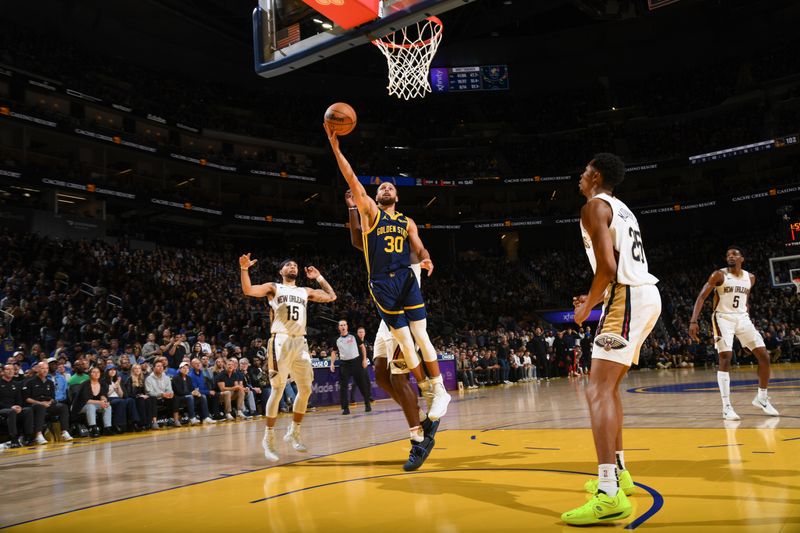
[
  {"left": 430, "top": 65, "right": 509, "bottom": 93},
  {"left": 788, "top": 220, "right": 800, "bottom": 247}
]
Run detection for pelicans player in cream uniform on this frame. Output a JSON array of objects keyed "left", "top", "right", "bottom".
[
  {"left": 689, "top": 246, "right": 779, "bottom": 420},
  {"left": 239, "top": 256, "right": 337, "bottom": 462},
  {"left": 562, "top": 153, "right": 662, "bottom": 526}
]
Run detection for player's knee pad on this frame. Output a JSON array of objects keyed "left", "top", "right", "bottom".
[
  {"left": 409, "top": 319, "right": 437, "bottom": 362},
  {"left": 390, "top": 326, "right": 421, "bottom": 369}
]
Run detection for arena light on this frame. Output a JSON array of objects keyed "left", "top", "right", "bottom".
[{"left": 57, "top": 193, "right": 87, "bottom": 201}]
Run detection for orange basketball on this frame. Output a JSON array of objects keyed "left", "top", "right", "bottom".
[{"left": 324, "top": 102, "right": 357, "bottom": 136}]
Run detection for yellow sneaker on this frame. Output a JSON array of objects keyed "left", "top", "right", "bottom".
[
  {"left": 584, "top": 469, "right": 636, "bottom": 496},
  {"left": 561, "top": 489, "right": 632, "bottom": 526}
]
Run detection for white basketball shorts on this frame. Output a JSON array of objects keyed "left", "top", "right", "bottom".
[
  {"left": 712, "top": 312, "right": 765, "bottom": 353},
  {"left": 593, "top": 283, "right": 662, "bottom": 367}
]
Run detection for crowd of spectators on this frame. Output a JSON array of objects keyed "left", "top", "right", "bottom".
[{"left": 2, "top": 221, "right": 797, "bottom": 447}]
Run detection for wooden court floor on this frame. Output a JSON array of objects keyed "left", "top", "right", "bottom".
[{"left": 1, "top": 364, "right": 798, "bottom": 532}]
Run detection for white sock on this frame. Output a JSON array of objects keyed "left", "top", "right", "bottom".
[
  {"left": 758, "top": 388, "right": 768, "bottom": 401},
  {"left": 289, "top": 421, "right": 300, "bottom": 431},
  {"left": 410, "top": 426, "right": 424, "bottom": 443},
  {"left": 615, "top": 450, "right": 626, "bottom": 471},
  {"left": 419, "top": 409, "right": 428, "bottom": 422},
  {"left": 265, "top": 426, "right": 275, "bottom": 434},
  {"left": 717, "top": 371, "right": 731, "bottom": 407},
  {"left": 598, "top": 464, "right": 619, "bottom": 497}
]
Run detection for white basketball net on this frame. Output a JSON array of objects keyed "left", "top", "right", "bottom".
[{"left": 372, "top": 16, "right": 443, "bottom": 100}]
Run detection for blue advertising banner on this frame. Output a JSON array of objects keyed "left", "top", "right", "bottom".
[
  {"left": 311, "top": 358, "right": 457, "bottom": 407},
  {"left": 540, "top": 309, "right": 603, "bottom": 325}
]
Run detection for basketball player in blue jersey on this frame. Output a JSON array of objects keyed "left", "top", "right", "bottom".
[
  {"left": 346, "top": 190, "right": 439, "bottom": 471},
  {"left": 325, "top": 124, "right": 451, "bottom": 436},
  {"left": 562, "top": 153, "right": 662, "bottom": 526}
]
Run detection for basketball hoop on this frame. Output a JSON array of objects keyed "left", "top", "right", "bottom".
[{"left": 372, "top": 16, "right": 443, "bottom": 100}]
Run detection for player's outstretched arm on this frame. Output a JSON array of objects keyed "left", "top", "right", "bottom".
[
  {"left": 304, "top": 266, "right": 337, "bottom": 303},
  {"left": 574, "top": 200, "right": 615, "bottom": 326},
  {"left": 345, "top": 190, "right": 363, "bottom": 251},
  {"left": 324, "top": 124, "right": 378, "bottom": 227},
  {"left": 689, "top": 270, "right": 724, "bottom": 341},
  {"left": 239, "top": 254, "right": 276, "bottom": 299},
  {"left": 406, "top": 217, "right": 433, "bottom": 276}
]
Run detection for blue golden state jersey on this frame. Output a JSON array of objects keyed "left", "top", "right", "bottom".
[{"left": 362, "top": 210, "right": 410, "bottom": 280}]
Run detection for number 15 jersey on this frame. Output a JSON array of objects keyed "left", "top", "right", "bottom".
[
  {"left": 580, "top": 193, "right": 659, "bottom": 287},
  {"left": 269, "top": 283, "right": 308, "bottom": 336}
]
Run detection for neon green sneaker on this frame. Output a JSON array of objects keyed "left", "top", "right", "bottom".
[
  {"left": 561, "top": 490, "right": 632, "bottom": 526},
  {"left": 584, "top": 469, "right": 636, "bottom": 496}
]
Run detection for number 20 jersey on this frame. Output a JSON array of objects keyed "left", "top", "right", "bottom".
[
  {"left": 268, "top": 283, "right": 308, "bottom": 336},
  {"left": 580, "top": 193, "right": 659, "bottom": 287}
]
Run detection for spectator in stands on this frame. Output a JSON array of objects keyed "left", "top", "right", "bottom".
[
  {"left": 0, "top": 363, "right": 31, "bottom": 447},
  {"left": 764, "top": 332, "right": 781, "bottom": 363},
  {"left": 105, "top": 366, "right": 139, "bottom": 432},
  {"left": 145, "top": 361, "right": 176, "bottom": 426},
  {"left": 457, "top": 352, "right": 477, "bottom": 389},
  {"left": 238, "top": 358, "right": 260, "bottom": 418},
  {"left": 250, "top": 357, "right": 272, "bottom": 415},
  {"left": 188, "top": 358, "right": 218, "bottom": 421},
  {"left": 125, "top": 364, "right": 158, "bottom": 430},
  {"left": 72, "top": 367, "right": 112, "bottom": 438},
  {"left": 52, "top": 360, "right": 70, "bottom": 404},
  {"left": 522, "top": 351, "right": 536, "bottom": 382},
  {"left": 195, "top": 333, "right": 212, "bottom": 357},
  {"left": 22, "top": 361, "right": 73, "bottom": 443},
  {"left": 245, "top": 338, "right": 266, "bottom": 363},
  {"left": 142, "top": 333, "right": 160, "bottom": 361},
  {"left": 172, "top": 361, "right": 213, "bottom": 425},
  {"left": 68, "top": 359, "right": 89, "bottom": 387},
  {"left": 215, "top": 358, "right": 245, "bottom": 421}
]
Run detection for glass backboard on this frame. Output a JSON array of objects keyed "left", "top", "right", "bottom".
[{"left": 253, "top": 0, "right": 475, "bottom": 78}]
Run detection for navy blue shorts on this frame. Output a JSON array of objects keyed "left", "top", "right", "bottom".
[{"left": 368, "top": 268, "right": 426, "bottom": 329}]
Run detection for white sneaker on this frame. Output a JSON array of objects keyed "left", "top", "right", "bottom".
[
  {"left": 284, "top": 424, "right": 308, "bottom": 452},
  {"left": 189, "top": 417, "right": 200, "bottom": 425},
  {"left": 428, "top": 383, "right": 451, "bottom": 421},
  {"left": 61, "top": 431, "right": 73, "bottom": 442},
  {"left": 752, "top": 396, "right": 779, "bottom": 416},
  {"left": 225, "top": 413, "right": 234, "bottom": 421},
  {"left": 723, "top": 405, "right": 741, "bottom": 421},
  {"left": 35, "top": 434, "right": 48, "bottom": 445},
  {"left": 237, "top": 410, "right": 252, "bottom": 419},
  {"left": 202, "top": 417, "right": 216, "bottom": 424},
  {"left": 262, "top": 430, "right": 279, "bottom": 462}
]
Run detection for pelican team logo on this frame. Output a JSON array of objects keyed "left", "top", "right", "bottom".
[{"left": 316, "top": 0, "right": 345, "bottom": 5}]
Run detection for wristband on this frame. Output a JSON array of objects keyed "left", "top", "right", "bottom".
[
  {"left": 317, "top": 276, "right": 326, "bottom": 283},
  {"left": 348, "top": 207, "right": 358, "bottom": 211},
  {"left": 240, "top": 268, "right": 248, "bottom": 271}
]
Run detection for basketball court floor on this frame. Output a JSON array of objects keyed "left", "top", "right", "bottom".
[{"left": 1, "top": 365, "right": 798, "bottom": 532}]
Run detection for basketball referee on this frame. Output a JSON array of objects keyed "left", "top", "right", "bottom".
[{"left": 331, "top": 320, "right": 371, "bottom": 415}]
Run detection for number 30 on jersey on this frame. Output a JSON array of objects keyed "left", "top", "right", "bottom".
[{"left": 383, "top": 235, "right": 404, "bottom": 253}]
